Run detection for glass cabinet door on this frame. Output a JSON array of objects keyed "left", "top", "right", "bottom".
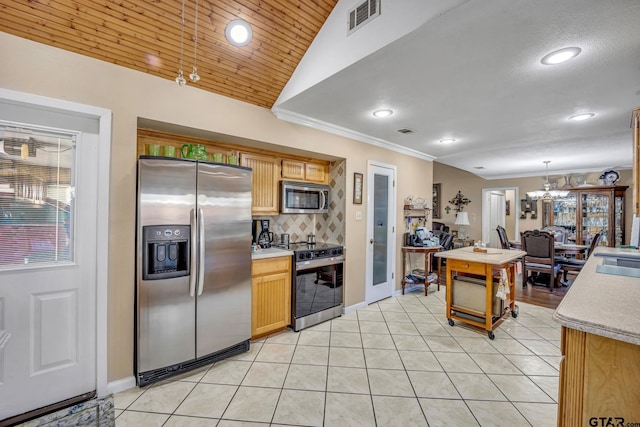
[
  {"left": 552, "top": 194, "right": 577, "bottom": 243},
  {"left": 581, "top": 192, "right": 610, "bottom": 246},
  {"left": 614, "top": 195, "right": 624, "bottom": 246}
]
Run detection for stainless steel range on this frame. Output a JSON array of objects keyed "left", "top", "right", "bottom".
[{"left": 290, "top": 242, "right": 344, "bottom": 331}]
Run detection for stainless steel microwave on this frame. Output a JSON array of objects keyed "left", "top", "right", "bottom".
[{"left": 280, "top": 181, "right": 329, "bottom": 214}]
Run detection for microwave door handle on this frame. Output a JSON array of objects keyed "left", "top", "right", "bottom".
[
  {"left": 197, "top": 208, "right": 205, "bottom": 296},
  {"left": 189, "top": 208, "right": 197, "bottom": 297},
  {"left": 320, "top": 191, "right": 326, "bottom": 210}
]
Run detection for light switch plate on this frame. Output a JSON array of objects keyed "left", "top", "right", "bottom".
[{"left": 355, "top": 211, "right": 362, "bottom": 220}]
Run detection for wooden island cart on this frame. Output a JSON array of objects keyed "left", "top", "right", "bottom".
[{"left": 435, "top": 247, "right": 526, "bottom": 339}]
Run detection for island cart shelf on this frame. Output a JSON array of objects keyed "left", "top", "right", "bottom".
[{"left": 435, "top": 247, "right": 526, "bottom": 339}]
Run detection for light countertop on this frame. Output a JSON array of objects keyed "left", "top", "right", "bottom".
[
  {"left": 553, "top": 247, "right": 640, "bottom": 346},
  {"left": 251, "top": 247, "right": 294, "bottom": 260},
  {"left": 434, "top": 246, "right": 526, "bottom": 265}
]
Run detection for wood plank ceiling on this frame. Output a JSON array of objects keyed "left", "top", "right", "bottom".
[{"left": 0, "top": 0, "right": 338, "bottom": 108}]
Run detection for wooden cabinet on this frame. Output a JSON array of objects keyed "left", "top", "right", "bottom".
[
  {"left": 281, "top": 159, "right": 328, "bottom": 184},
  {"left": 240, "top": 153, "right": 280, "bottom": 215},
  {"left": 633, "top": 108, "right": 640, "bottom": 216},
  {"left": 251, "top": 256, "right": 292, "bottom": 338},
  {"left": 544, "top": 186, "right": 628, "bottom": 247},
  {"left": 558, "top": 327, "right": 640, "bottom": 426}
]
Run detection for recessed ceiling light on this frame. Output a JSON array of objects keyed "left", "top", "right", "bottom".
[
  {"left": 439, "top": 138, "right": 456, "bottom": 144},
  {"left": 541, "top": 47, "right": 581, "bottom": 65},
  {"left": 372, "top": 109, "right": 393, "bottom": 118},
  {"left": 225, "top": 19, "right": 253, "bottom": 47},
  {"left": 569, "top": 113, "right": 595, "bottom": 121}
]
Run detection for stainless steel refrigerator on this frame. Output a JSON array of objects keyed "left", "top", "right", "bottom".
[{"left": 135, "top": 156, "right": 252, "bottom": 386}]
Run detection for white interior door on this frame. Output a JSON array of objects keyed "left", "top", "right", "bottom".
[
  {"left": 486, "top": 191, "right": 506, "bottom": 248},
  {"left": 0, "top": 117, "right": 98, "bottom": 420},
  {"left": 365, "top": 162, "right": 396, "bottom": 304}
]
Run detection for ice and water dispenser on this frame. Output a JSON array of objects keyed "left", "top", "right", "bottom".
[{"left": 142, "top": 225, "right": 190, "bottom": 280}]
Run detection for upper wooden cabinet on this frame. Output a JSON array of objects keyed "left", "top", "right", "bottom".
[
  {"left": 240, "top": 153, "right": 280, "bottom": 216},
  {"left": 633, "top": 108, "right": 640, "bottom": 216},
  {"left": 281, "top": 159, "right": 328, "bottom": 184}
]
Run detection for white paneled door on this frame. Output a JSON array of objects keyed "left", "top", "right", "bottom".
[
  {"left": 365, "top": 162, "right": 396, "bottom": 304},
  {"left": 0, "top": 120, "right": 98, "bottom": 420}
]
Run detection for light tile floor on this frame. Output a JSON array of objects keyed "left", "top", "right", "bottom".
[{"left": 115, "top": 287, "right": 560, "bottom": 427}]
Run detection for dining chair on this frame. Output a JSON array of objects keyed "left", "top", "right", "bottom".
[
  {"left": 521, "top": 230, "right": 561, "bottom": 291},
  {"left": 496, "top": 225, "right": 511, "bottom": 249},
  {"left": 558, "top": 229, "right": 604, "bottom": 284},
  {"left": 436, "top": 232, "right": 454, "bottom": 290}
]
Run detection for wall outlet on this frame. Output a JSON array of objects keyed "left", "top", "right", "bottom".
[{"left": 355, "top": 211, "right": 362, "bottom": 220}]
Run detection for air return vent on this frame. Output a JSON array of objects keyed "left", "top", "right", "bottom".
[
  {"left": 348, "top": 0, "right": 381, "bottom": 35},
  {"left": 397, "top": 128, "right": 414, "bottom": 134}
]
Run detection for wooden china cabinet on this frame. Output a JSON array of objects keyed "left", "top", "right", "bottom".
[{"left": 542, "top": 186, "right": 628, "bottom": 247}]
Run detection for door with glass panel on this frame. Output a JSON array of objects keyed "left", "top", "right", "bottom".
[
  {"left": 366, "top": 163, "right": 396, "bottom": 304},
  {"left": 0, "top": 122, "right": 97, "bottom": 421}
]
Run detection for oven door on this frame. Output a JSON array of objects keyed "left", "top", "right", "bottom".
[{"left": 292, "top": 256, "right": 344, "bottom": 331}]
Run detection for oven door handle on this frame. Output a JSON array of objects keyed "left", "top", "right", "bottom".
[{"left": 296, "top": 256, "right": 345, "bottom": 270}]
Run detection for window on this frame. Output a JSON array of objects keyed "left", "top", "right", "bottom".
[{"left": 0, "top": 123, "right": 75, "bottom": 268}]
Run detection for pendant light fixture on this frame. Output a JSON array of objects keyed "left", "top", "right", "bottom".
[
  {"left": 175, "top": 0, "right": 187, "bottom": 86},
  {"left": 189, "top": 0, "right": 200, "bottom": 83},
  {"left": 527, "top": 161, "right": 570, "bottom": 200}
]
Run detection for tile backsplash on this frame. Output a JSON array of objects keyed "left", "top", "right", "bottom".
[{"left": 257, "top": 160, "right": 346, "bottom": 245}]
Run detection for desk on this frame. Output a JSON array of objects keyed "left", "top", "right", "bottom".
[
  {"left": 435, "top": 247, "right": 526, "bottom": 339},
  {"left": 453, "top": 239, "right": 474, "bottom": 249},
  {"left": 401, "top": 246, "right": 441, "bottom": 295}
]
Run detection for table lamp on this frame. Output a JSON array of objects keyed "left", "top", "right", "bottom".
[{"left": 455, "top": 211, "right": 470, "bottom": 239}]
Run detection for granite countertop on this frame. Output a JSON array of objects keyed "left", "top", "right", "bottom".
[
  {"left": 434, "top": 246, "right": 526, "bottom": 265},
  {"left": 251, "top": 247, "right": 294, "bottom": 260},
  {"left": 553, "top": 247, "right": 640, "bottom": 346}
]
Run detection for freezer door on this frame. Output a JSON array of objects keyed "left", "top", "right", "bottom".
[
  {"left": 137, "top": 158, "right": 197, "bottom": 373},
  {"left": 196, "top": 163, "right": 252, "bottom": 357}
]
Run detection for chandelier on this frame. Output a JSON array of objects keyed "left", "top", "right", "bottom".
[{"left": 527, "top": 161, "right": 570, "bottom": 200}]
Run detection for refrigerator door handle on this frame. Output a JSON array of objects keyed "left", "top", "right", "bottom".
[
  {"left": 189, "top": 208, "right": 197, "bottom": 297},
  {"left": 197, "top": 208, "right": 205, "bottom": 296}
]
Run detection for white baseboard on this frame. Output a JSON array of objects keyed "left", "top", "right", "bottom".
[
  {"left": 343, "top": 301, "right": 367, "bottom": 314},
  {"left": 107, "top": 376, "right": 137, "bottom": 394}
]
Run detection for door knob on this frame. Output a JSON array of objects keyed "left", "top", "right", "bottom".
[{"left": 370, "top": 239, "right": 375, "bottom": 244}]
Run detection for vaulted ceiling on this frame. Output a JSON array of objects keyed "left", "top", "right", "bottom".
[
  {"left": 0, "top": 0, "right": 337, "bottom": 108},
  {"left": 2, "top": 0, "right": 639, "bottom": 179}
]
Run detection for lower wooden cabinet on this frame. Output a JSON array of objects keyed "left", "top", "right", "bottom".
[
  {"left": 558, "top": 327, "right": 640, "bottom": 426},
  {"left": 251, "top": 256, "right": 292, "bottom": 338}
]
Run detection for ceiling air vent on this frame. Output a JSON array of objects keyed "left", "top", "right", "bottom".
[
  {"left": 397, "top": 128, "right": 414, "bottom": 134},
  {"left": 348, "top": 0, "right": 381, "bottom": 35}
]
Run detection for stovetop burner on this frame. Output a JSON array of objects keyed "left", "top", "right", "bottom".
[{"left": 289, "top": 242, "right": 344, "bottom": 262}]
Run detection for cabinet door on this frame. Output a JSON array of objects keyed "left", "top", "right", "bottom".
[
  {"left": 251, "top": 271, "right": 291, "bottom": 337},
  {"left": 281, "top": 159, "right": 305, "bottom": 180},
  {"left": 580, "top": 192, "right": 611, "bottom": 247},
  {"left": 240, "top": 153, "right": 280, "bottom": 215},
  {"left": 305, "top": 162, "right": 328, "bottom": 183}
]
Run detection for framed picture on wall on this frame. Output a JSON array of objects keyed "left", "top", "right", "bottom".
[
  {"left": 506, "top": 200, "right": 511, "bottom": 216},
  {"left": 353, "top": 172, "right": 363, "bottom": 204},
  {"left": 432, "top": 183, "right": 441, "bottom": 218}
]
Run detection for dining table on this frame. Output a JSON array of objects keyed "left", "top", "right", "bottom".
[
  {"left": 508, "top": 240, "right": 588, "bottom": 257},
  {"left": 509, "top": 241, "right": 589, "bottom": 288}
]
